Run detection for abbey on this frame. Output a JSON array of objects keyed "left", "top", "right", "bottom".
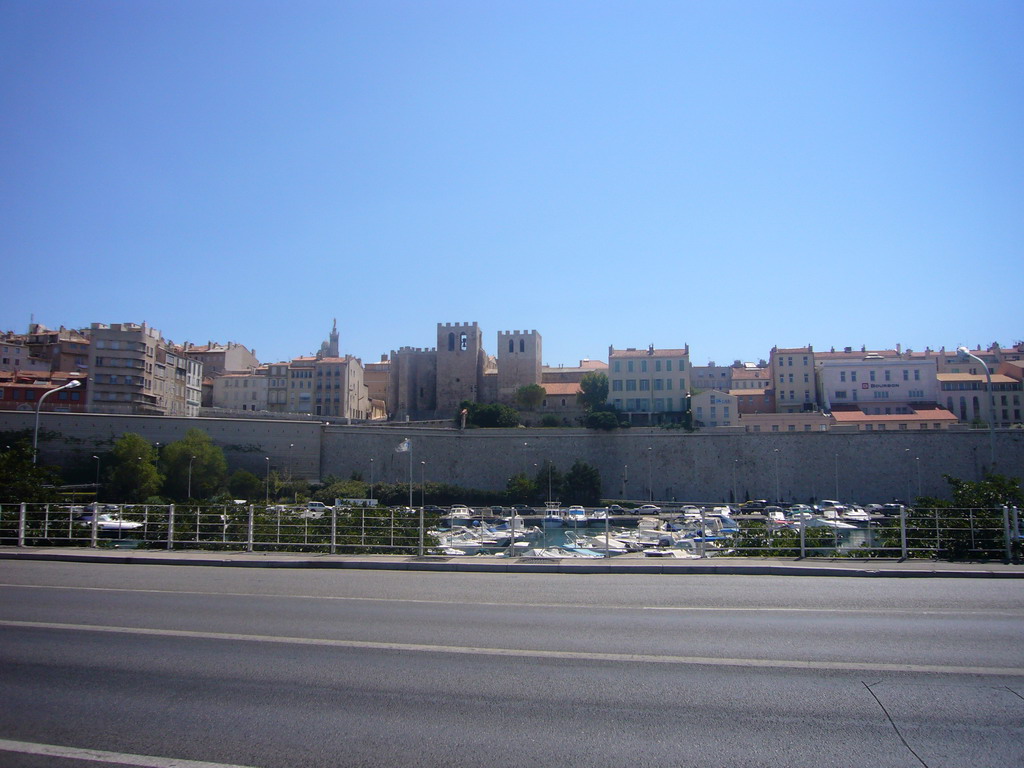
[{"left": 388, "top": 322, "right": 543, "bottom": 421}]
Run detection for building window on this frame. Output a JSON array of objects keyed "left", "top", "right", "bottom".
[
  {"left": 640, "top": 360, "right": 647, "bottom": 373},
  {"left": 627, "top": 360, "right": 634, "bottom": 373},
  {"left": 626, "top": 380, "right": 636, "bottom": 391},
  {"left": 639, "top": 380, "right": 650, "bottom": 391},
  {"left": 612, "top": 380, "right": 623, "bottom": 391}
]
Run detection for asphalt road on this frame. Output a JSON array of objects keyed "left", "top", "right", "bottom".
[{"left": 1, "top": 561, "right": 1022, "bottom": 768}]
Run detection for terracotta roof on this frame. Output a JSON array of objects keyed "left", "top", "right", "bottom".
[
  {"left": 542, "top": 383, "right": 582, "bottom": 396},
  {"left": 937, "top": 373, "right": 1018, "bottom": 384},
  {"left": 830, "top": 405, "right": 958, "bottom": 423}
]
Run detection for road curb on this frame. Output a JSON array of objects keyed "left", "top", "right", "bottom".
[{"left": 2, "top": 548, "right": 1022, "bottom": 577}]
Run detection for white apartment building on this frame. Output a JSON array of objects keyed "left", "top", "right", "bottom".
[
  {"left": 608, "top": 345, "right": 690, "bottom": 424},
  {"left": 818, "top": 353, "right": 938, "bottom": 415}
]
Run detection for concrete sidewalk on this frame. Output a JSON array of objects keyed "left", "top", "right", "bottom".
[{"left": 2, "top": 546, "right": 1022, "bottom": 577}]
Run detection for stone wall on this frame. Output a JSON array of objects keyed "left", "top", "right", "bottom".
[
  {"left": 3, "top": 411, "right": 1021, "bottom": 504},
  {"left": 1, "top": 412, "right": 321, "bottom": 481}
]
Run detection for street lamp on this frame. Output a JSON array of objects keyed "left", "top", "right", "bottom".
[
  {"left": 32, "top": 379, "right": 82, "bottom": 463},
  {"left": 369, "top": 458, "right": 374, "bottom": 503},
  {"left": 92, "top": 455, "right": 100, "bottom": 492},
  {"left": 264, "top": 457, "right": 271, "bottom": 505},
  {"left": 420, "top": 460, "right": 426, "bottom": 509},
  {"left": 773, "top": 448, "right": 780, "bottom": 503},
  {"left": 957, "top": 346, "right": 996, "bottom": 471},
  {"left": 646, "top": 447, "right": 652, "bottom": 502},
  {"left": 187, "top": 455, "right": 197, "bottom": 499},
  {"left": 904, "top": 448, "right": 912, "bottom": 505}
]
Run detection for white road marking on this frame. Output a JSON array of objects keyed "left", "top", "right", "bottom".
[
  {"left": 2, "top": 618, "right": 1022, "bottom": 677},
  {"left": 0, "top": 737, "right": 257, "bottom": 767},
  {"left": 1, "top": 582, "right": 1017, "bottom": 616}
]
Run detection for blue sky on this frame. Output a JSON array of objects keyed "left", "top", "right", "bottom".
[{"left": 2, "top": 1, "right": 1021, "bottom": 368}]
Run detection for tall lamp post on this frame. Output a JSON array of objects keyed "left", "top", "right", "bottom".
[
  {"left": 646, "top": 447, "right": 652, "bottom": 502},
  {"left": 773, "top": 448, "right": 780, "bottom": 503},
  {"left": 957, "top": 346, "right": 996, "bottom": 471},
  {"left": 187, "top": 455, "right": 197, "bottom": 499},
  {"left": 32, "top": 379, "right": 81, "bottom": 463},
  {"left": 264, "top": 457, "right": 271, "bottom": 505},
  {"left": 369, "top": 458, "right": 374, "bottom": 504},
  {"left": 92, "top": 455, "right": 101, "bottom": 494}
]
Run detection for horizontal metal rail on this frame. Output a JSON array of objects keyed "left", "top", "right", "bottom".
[{"left": 0, "top": 504, "right": 1019, "bottom": 561}]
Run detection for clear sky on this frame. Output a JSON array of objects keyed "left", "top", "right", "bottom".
[{"left": 2, "top": 1, "right": 1021, "bottom": 368}]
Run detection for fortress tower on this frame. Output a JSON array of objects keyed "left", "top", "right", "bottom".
[
  {"left": 436, "top": 322, "right": 485, "bottom": 414},
  {"left": 497, "top": 330, "right": 542, "bottom": 404}
]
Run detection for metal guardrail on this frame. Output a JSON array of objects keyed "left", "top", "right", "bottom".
[
  {"left": 0, "top": 504, "right": 1019, "bottom": 561},
  {"left": 0, "top": 504, "right": 432, "bottom": 555}
]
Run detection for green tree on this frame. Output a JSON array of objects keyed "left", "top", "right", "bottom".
[
  {"left": 505, "top": 472, "right": 538, "bottom": 504},
  {"left": 161, "top": 429, "right": 228, "bottom": 501},
  {"left": 0, "top": 443, "right": 61, "bottom": 503},
  {"left": 577, "top": 372, "right": 608, "bottom": 412},
  {"left": 515, "top": 384, "right": 546, "bottom": 411},
  {"left": 460, "top": 401, "right": 520, "bottom": 428},
  {"left": 534, "top": 461, "right": 564, "bottom": 503},
  {"left": 585, "top": 410, "right": 620, "bottom": 430},
  {"left": 106, "top": 433, "right": 163, "bottom": 502},
  {"left": 228, "top": 469, "right": 264, "bottom": 500},
  {"left": 563, "top": 460, "right": 602, "bottom": 506}
]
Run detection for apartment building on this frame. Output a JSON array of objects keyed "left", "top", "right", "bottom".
[
  {"left": 0, "top": 371, "right": 87, "bottom": 412},
  {"left": 770, "top": 346, "right": 817, "bottom": 413},
  {"left": 607, "top": 345, "right": 690, "bottom": 424},
  {"left": 691, "top": 390, "right": 737, "bottom": 428},
  {"left": 313, "top": 356, "right": 369, "bottom": 421},
  {"left": 938, "top": 373, "right": 1021, "bottom": 426},
  {"left": 87, "top": 323, "right": 203, "bottom": 416},
  {"left": 181, "top": 341, "right": 258, "bottom": 377},
  {"left": 817, "top": 352, "right": 938, "bottom": 415},
  {"left": 689, "top": 363, "right": 734, "bottom": 393},
  {"left": 212, "top": 368, "right": 269, "bottom": 413}
]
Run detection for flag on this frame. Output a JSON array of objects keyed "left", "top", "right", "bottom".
[{"left": 395, "top": 439, "right": 410, "bottom": 453}]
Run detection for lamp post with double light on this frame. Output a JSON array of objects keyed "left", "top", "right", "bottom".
[{"left": 33, "top": 379, "right": 82, "bottom": 463}]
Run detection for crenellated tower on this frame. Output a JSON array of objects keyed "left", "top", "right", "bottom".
[{"left": 496, "top": 329, "right": 542, "bottom": 404}]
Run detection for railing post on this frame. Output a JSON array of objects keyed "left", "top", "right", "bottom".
[
  {"left": 1013, "top": 507, "right": 1020, "bottom": 562},
  {"left": 247, "top": 505, "right": 254, "bottom": 553},
  {"left": 17, "top": 502, "right": 26, "bottom": 547},
  {"left": 330, "top": 506, "right": 337, "bottom": 555},
  {"left": 1004, "top": 506, "right": 1012, "bottom": 563},
  {"left": 899, "top": 505, "right": 908, "bottom": 560},
  {"left": 799, "top": 519, "right": 806, "bottom": 559},
  {"left": 167, "top": 504, "right": 175, "bottom": 550}
]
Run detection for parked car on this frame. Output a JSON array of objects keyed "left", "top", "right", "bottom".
[{"left": 637, "top": 504, "right": 662, "bottom": 514}]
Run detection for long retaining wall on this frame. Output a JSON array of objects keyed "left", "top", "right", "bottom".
[{"left": 3, "top": 412, "right": 1022, "bottom": 504}]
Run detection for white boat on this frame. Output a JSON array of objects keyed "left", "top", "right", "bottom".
[
  {"left": 542, "top": 502, "right": 564, "bottom": 528},
  {"left": 563, "top": 530, "right": 628, "bottom": 556},
  {"left": 564, "top": 505, "right": 588, "bottom": 527},
  {"left": 76, "top": 513, "right": 142, "bottom": 532}
]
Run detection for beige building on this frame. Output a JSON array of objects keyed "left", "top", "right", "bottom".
[
  {"left": 770, "top": 346, "right": 817, "bottom": 413},
  {"left": 829, "top": 404, "right": 959, "bottom": 431},
  {"left": 211, "top": 367, "right": 269, "bottom": 413},
  {"left": 313, "top": 356, "right": 369, "bottom": 421},
  {"left": 182, "top": 341, "right": 258, "bottom": 377},
  {"left": 740, "top": 410, "right": 834, "bottom": 433},
  {"left": 608, "top": 345, "right": 691, "bottom": 425},
  {"left": 691, "top": 390, "right": 738, "bottom": 428},
  {"left": 937, "top": 373, "right": 1021, "bottom": 426},
  {"left": 87, "top": 322, "right": 203, "bottom": 416}
]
